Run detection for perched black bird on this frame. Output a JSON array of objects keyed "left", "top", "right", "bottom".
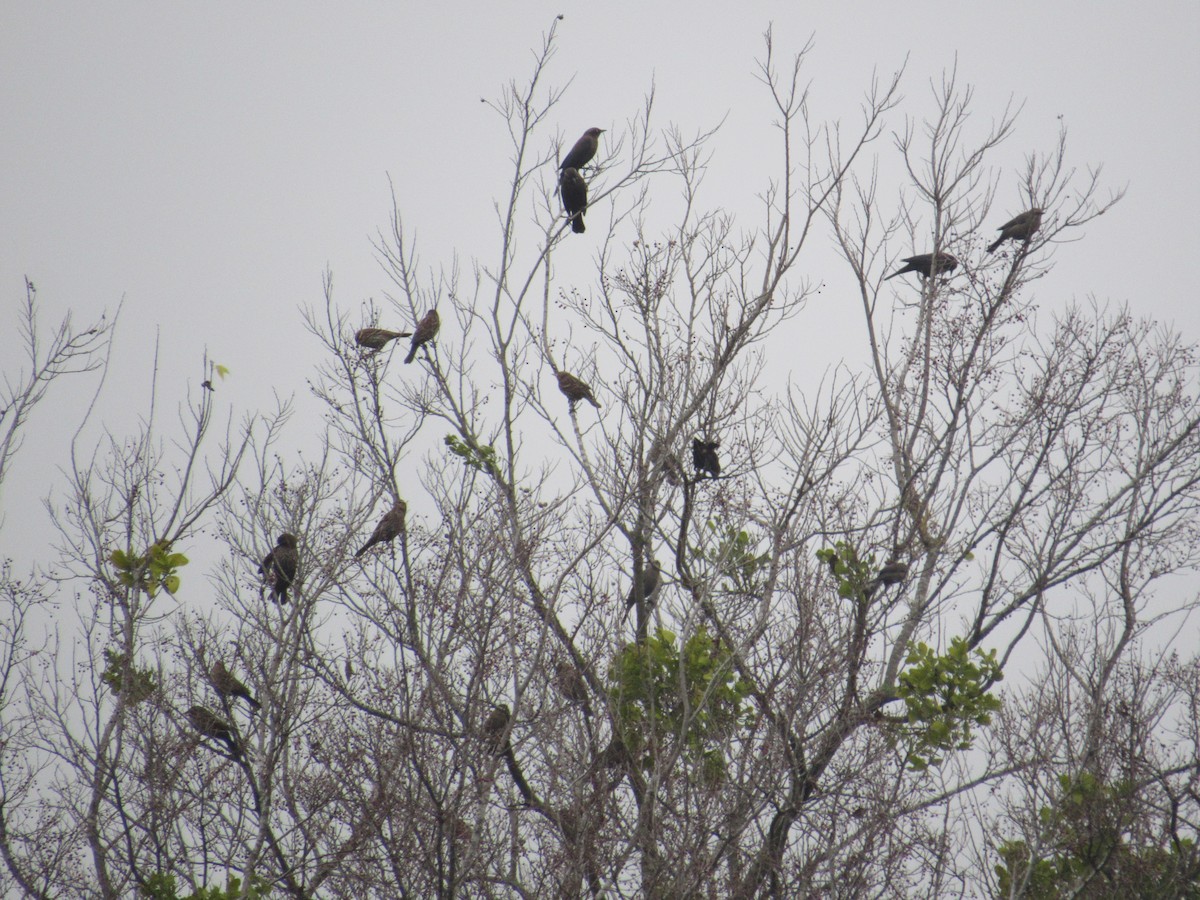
[
  {"left": 560, "top": 127, "right": 604, "bottom": 171},
  {"left": 692, "top": 438, "right": 721, "bottom": 479},
  {"left": 876, "top": 560, "right": 909, "bottom": 586},
  {"left": 885, "top": 252, "right": 959, "bottom": 281},
  {"left": 187, "top": 705, "right": 239, "bottom": 756},
  {"left": 559, "top": 167, "right": 588, "bottom": 234},
  {"left": 482, "top": 704, "right": 512, "bottom": 756},
  {"left": 404, "top": 309, "right": 441, "bottom": 364},
  {"left": 987, "top": 208, "right": 1044, "bottom": 253},
  {"left": 624, "top": 558, "right": 662, "bottom": 619},
  {"left": 260, "top": 533, "right": 299, "bottom": 605},
  {"left": 355, "top": 500, "right": 407, "bottom": 558},
  {"left": 355, "top": 328, "right": 412, "bottom": 351},
  {"left": 556, "top": 370, "right": 601, "bottom": 409},
  {"left": 210, "top": 661, "right": 261, "bottom": 711}
]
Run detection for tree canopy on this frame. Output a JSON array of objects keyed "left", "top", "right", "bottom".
[{"left": 2, "top": 24, "right": 1197, "bottom": 900}]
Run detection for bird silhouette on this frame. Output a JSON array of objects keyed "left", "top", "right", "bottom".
[
  {"left": 865, "top": 559, "right": 909, "bottom": 600},
  {"left": 560, "top": 127, "right": 604, "bottom": 171},
  {"left": 624, "top": 558, "right": 662, "bottom": 619},
  {"left": 404, "top": 310, "right": 441, "bottom": 364},
  {"left": 355, "top": 500, "right": 407, "bottom": 558},
  {"left": 355, "top": 328, "right": 412, "bottom": 351},
  {"left": 556, "top": 370, "right": 601, "bottom": 409},
  {"left": 692, "top": 438, "right": 721, "bottom": 479},
  {"left": 482, "top": 704, "right": 512, "bottom": 756},
  {"left": 260, "top": 533, "right": 299, "bottom": 604},
  {"left": 553, "top": 659, "right": 589, "bottom": 705},
  {"left": 885, "top": 252, "right": 959, "bottom": 281},
  {"left": 559, "top": 167, "right": 588, "bottom": 234},
  {"left": 210, "top": 660, "right": 261, "bottom": 711},
  {"left": 187, "top": 705, "right": 239, "bottom": 756},
  {"left": 987, "top": 208, "right": 1043, "bottom": 253}
]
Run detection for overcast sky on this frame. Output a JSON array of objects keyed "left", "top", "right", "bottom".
[{"left": 3, "top": 2, "right": 1198, "bottom": 562}]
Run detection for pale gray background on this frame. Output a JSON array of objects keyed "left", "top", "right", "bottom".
[{"left": 3, "top": 2, "right": 1198, "bottom": 564}]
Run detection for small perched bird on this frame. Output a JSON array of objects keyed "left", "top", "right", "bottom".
[
  {"left": 692, "top": 438, "right": 721, "bottom": 479},
  {"left": 260, "top": 533, "right": 299, "bottom": 605},
  {"left": 404, "top": 309, "right": 441, "bottom": 364},
  {"left": 187, "top": 705, "right": 239, "bottom": 756},
  {"left": 624, "top": 558, "right": 662, "bottom": 619},
  {"left": 210, "top": 660, "right": 261, "bottom": 711},
  {"left": 553, "top": 659, "right": 589, "bottom": 705},
  {"left": 559, "top": 167, "right": 588, "bottom": 234},
  {"left": 865, "top": 559, "right": 909, "bottom": 600},
  {"left": 885, "top": 252, "right": 959, "bottom": 281},
  {"left": 556, "top": 370, "right": 601, "bottom": 409},
  {"left": 559, "top": 127, "right": 604, "bottom": 171},
  {"left": 482, "top": 704, "right": 512, "bottom": 756},
  {"left": 589, "top": 735, "right": 631, "bottom": 776},
  {"left": 876, "top": 560, "right": 909, "bottom": 586},
  {"left": 987, "top": 208, "right": 1044, "bottom": 253},
  {"left": 355, "top": 500, "right": 407, "bottom": 558},
  {"left": 355, "top": 328, "right": 412, "bottom": 351}
]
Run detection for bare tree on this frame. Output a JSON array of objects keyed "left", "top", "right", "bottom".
[
  {"left": 0, "top": 279, "right": 112, "bottom": 499},
  {"left": 2, "top": 22, "right": 1197, "bottom": 900}
]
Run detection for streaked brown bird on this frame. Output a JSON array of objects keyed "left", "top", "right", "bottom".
[
  {"left": 885, "top": 252, "right": 959, "bottom": 281},
  {"left": 355, "top": 499, "right": 407, "bottom": 558},
  {"left": 553, "top": 659, "right": 589, "bottom": 705},
  {"left": 560, "top": 127, "right": 604, "bottom": 171},
  {"left": 482, "top": 704, "right": 512, "bottom": 756},
  {"left": 187, "top": 705, "right": 239, "bottom": 756},
  {"left": 260, "top": 533, "right": 299, "bottom": 605},
  {"left": 404, "top": 309, "right": 441, "bottom": 364},
  {"left": 355, "top": 328, "right": 412, "bottom": 351},
  {"left": 210, "top": 660, "right": 261, "bottom": 711},
  {"left": 559, "top": 167, "right": 588, "bottom": 234},
  {"left": 692, "top": 438, "right": 721, "bottom": 479},
  {"left": 624, "top": 557, "right": 662, "bottom": 619},
  {"left": 987, "top": 208, "right": 1044, "bottom": 253},
  {"left": 556, "top": 370, "right": 601, "bottom": 409}
]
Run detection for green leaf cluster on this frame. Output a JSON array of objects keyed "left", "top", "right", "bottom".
[
  {"left": 141, "top": 872, "right": 270, "bottom": 899},
  {"left": 444, "top": 434, "right": 500, "bottom": 477},
  {"left": 695, "top": 521, "right": 770, "bottom": 593},
  {"left": 100, "top": 649, "right": 157, "bottom": 704},
  {"left": 816, "top": 541, "right": 875, "bottom": 599},
  {"left": 893, "top": 637, "right": 1002, "bottom": 770},
  {"left": 607, "top": 627, "right": 752, "bottom": 782},
  {"left": 995, "top": 773, "right": 1199, "bottom": 898},
  {"left": 110, "top": 541, "right": 189, "bottom": 598}
]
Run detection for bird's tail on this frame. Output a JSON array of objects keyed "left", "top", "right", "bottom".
[
  {"left": 987, "top": 237, "right": 1003, "bottom": 253},
  {"left": 247, "top": 695, "right": 262, "bottom": 711},
  {"left": 354, "top": 543, "right": 369, "bottom": 559},
  {"left": 571, "top": 214, "right": 586, "bottom": 234},
  {"left": 883, "top": 270, "right": 904, "bottom": 281},
  {"left": 403, "top": 346, "right": 418, "bottom": 364},
  {"left": 587, "top": 394, "right": 601, "bottom": 409}
]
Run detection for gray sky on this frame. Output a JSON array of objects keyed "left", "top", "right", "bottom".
[{"left": 3, "top": 2, "right": 1198, "bottom": 557}]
